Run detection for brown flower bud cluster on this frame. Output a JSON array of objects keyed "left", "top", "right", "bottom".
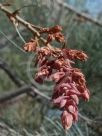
[
  {"left": 39, "top": 25, "right": 65, "bottom": 45},
  {"left": 23, "top": 25, "right": 90, "bottom": 131}
]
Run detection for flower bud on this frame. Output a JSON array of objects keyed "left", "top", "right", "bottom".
[{"left": 61, "top": 110, "right": 73, "bottom": 130}]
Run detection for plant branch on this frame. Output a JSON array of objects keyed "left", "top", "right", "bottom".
[
  {"left": 56, "top": 0, "right": 102, "bottom": 27},
  {"left": 0, "top": 28, "right": 26, "bottom": 50},
  {"left": 0, "top": 58, "right": 24, "bottom": 87},
  {"left": 0, "top": 58, "right": 50, "bottom": 104},
  {"left": 0, "top": 85, "right": 50, "bottom": 103},
  {"left": 0, "top": 4, "right": 55, "bottom": 51},
  {"left": 0, "top": 122, "right": 22, "bottom": 136},
  {"left": 0, "top": 58, "right": 39, "bottom": 100}
]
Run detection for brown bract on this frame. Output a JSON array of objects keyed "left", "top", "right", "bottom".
[
  {"left": 61, "top": 110, "right": 73, "bottom": 131},
  {"left": 39, "top": 25, "right": 65, "bottom": 45},
  {"left": 23, "top": 39, "right": 38, "bottom": 52},
  {"left": 39, "top": 25, "right": 63, "bottom": 34},
  {"left": 62, "top": 49, "right": 88, "bottom": 61}
]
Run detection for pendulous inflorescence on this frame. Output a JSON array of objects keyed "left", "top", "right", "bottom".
[{"left": 23, "top": 25, "right": 90, "bottom": 131}]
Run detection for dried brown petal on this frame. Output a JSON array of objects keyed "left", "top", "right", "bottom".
[
  {"left": 23, "top": 39, "right": 38, "bottom": 52},
  {"left": 70, "top": 95, "right": 79, "bottom": 104},
  {"left": 82, "top": 89, "right": 90, "bottom": 101},
  {"left": 62, "top": 49, "right": 88, "bottom": 61},
  {"left": 39, "top": 25, "right": 63, "bottom": 34},
  {"left": 38, "top": 47, "right": 51, "bottom": 56},
  {"left": 60, "top": 99, "right": 67, "bottom": 108},
  {"left": 50, "top": 72, "right": 65, "bottom": 82},
  {"left": 68, "top": 105, "right": 75, "bottom": 113},
  {"left": 61, "top": 110, "right": 73, "bottom": 130},
  {"left": 55, "top": 32, "right": 65, "bottom": 43}
]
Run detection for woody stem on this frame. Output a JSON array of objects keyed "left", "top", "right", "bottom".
[{"left": 0, "top": 4, "right": 55, "bottom": 51}]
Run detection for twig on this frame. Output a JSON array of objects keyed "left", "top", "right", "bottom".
[
  {"left": 0, "top": 85, "right": 50, "bottom": 103},
  {"left": 0, "top": 58, "right": 50, "bottom": 104},
  {"left": 78, "top": 113, "right": 102, "bottom": 125},
  {"left": 0, "top": 27, "right": 26, "bottom": 50},
  {"left": 0, "top": 4, "right": 42, "bottom": 38},
  {"left": 56, "top": 0, "right": 102, "bottom": 27},
  {"left": 0, "top": 86, "right": 30, "bottom": 103},
  {"left": 0, "top": 29, "right": 26, "bottom": 53},
  {"left": 0, "top": 58, "right": 24, "bottom": 87},
  {"left": 0, "top": 58, "right": 39, "bottom": 99},
  {"left": 0, "top": 122, "right": 22, "bottom": 136},
  {"left": 0, "top": 3, "right": 57, "bottom": 52}
]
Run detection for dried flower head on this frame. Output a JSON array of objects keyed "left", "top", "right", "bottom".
[{"left": 23, "top": 25, "right": 90, "bottom": 131}]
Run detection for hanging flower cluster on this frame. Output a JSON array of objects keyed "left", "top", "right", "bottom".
[{"left": 23, "top": 25, "right": 90, "bottom": 131}]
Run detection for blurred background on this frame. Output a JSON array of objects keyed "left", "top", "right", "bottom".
[{"left": 0, "top": 0, "right": 102, "bottom": 136}]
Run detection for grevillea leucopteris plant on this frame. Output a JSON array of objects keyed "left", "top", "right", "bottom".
[{"left": 23, "top": 25, "right": 90, "bottom": 130}]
